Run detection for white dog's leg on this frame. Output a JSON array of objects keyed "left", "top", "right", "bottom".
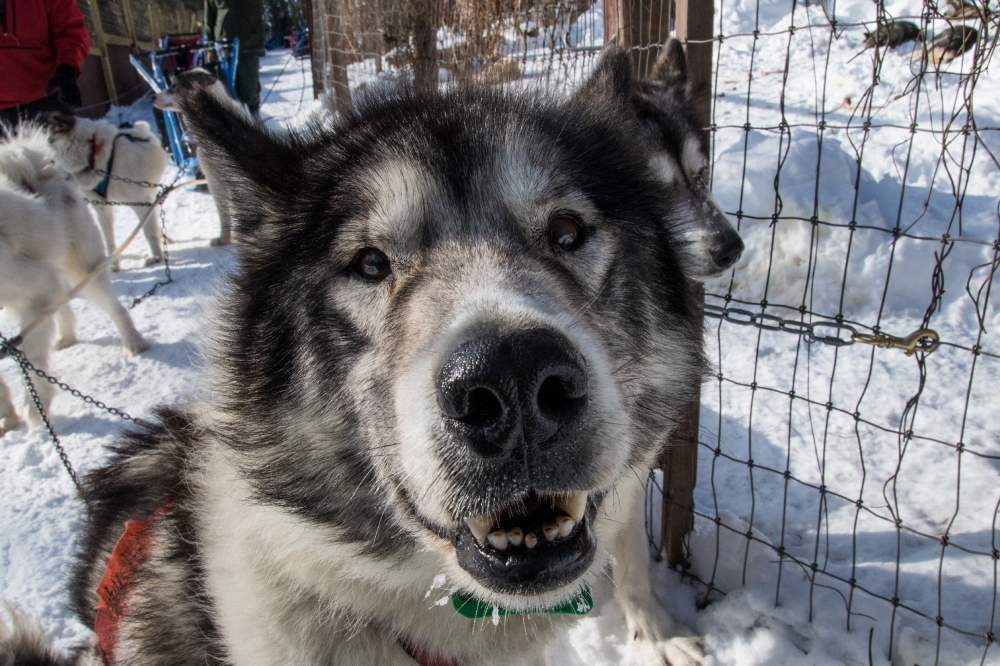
[
  {"left": 131, "top": 202, "right": 163, "bottom": 266},
  {"left": 611, "top": 475, "right": 704, "bottom": 666},
  {"left": 72, "top": 272, "right": 149, "bottom": 356},
  {"left": 54, "top": 304, "right": 78, "bottom": 350},
  {"left": 92, "top": 204, "right": 121, "bottom": 272},
  {"left": 16, "top": 312, "right": 57, "bottom": 427},
  {"left": 0, "top": 375, "right": 23, "bottom": 436}
]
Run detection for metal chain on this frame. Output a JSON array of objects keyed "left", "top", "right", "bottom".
[
  {"left": 130, "top": 199, "right": 174, "bottom": 308},
  {"left": 703, "top": 303, "right": 940, "bottom": 354},
  {"left": 0, "top": 332, "right": 88, "bottom": 501},
  {"left": 91, "top": 167, "right": 167, "bottom": 189},
  {"left": 0, "top": 334, "right": 146, "bottom": 425}
]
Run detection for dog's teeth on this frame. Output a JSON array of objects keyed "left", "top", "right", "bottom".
[
  {"left": 507, "top": 528, "right": 523, "bottom": 547},
  {"left": 543, "top": 524, "right": 559, "bottom": 541},
  {"left": 556, "top": 516, "right": 575, "bottom": 537},
  {"left": 465, "top": 516, "right": 493, "bottom": 544},
  {"left": 488, "top": 531, "right": 508, "bottom": 550},
  {"left": 524, "top": 532, "right": 538, "bottom": 549},
  {"left": 555, "top": 492, "right": 588, "bottom": 522}
]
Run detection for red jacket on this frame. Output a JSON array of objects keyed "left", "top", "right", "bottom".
[{"left": 0, "top": 0, "right": 90, "bottom": 109}]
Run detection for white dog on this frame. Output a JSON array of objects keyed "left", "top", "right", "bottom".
[
  {"left": 0, "top": 128, "right": 149, "bottom": 435},
  {"left": 45, "top": 113, "right": 168, "bottom": 270}
]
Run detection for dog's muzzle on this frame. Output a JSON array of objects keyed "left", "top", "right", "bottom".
[{"left": 433, "top": 329, "right": 599, "bottom": 594}]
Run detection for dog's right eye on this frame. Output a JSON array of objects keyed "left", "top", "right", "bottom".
[{"left": 353, "top": 248, "right": 392, "bottom": 281}]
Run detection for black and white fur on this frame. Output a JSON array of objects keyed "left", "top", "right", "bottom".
[
  {"left": 0, "top": 128, "right": 149, "bottom": 435},
  {"left": 44, "top": 114, "right": 169, "bottom": 270},
  {"left": 2, "top": 43, "right": 735, "bottom": 665}
]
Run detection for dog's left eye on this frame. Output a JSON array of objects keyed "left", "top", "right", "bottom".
[
  {"left": 353, "top": 248, "right": 392, "bottom": 281},
  {"left": 547, "top": 214, "right": 583, "bottom": 251}
]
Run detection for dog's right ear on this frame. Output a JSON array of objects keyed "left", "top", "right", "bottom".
[{"left": 176, "top": 87, "right": 307, "bottom": 236}]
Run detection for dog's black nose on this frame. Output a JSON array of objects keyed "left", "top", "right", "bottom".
[
  {"left": 437, "top": 329, "right": 588, "bottom": 458},
  {"left": 711, "top": 230, "right": 745, "bottom": 270}
]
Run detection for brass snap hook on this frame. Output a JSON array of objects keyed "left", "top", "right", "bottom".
[{"left": 851, "top": 328, "right": 940, "bottom": 356}]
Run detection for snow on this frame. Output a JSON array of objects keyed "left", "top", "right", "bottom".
[{"left": 2, "top": 0, "right": 1000, "bottom": 661}]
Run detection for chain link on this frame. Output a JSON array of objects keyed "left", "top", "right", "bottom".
[
  {"left": 704, "top": 304, "right": 941, "bottom": 354},
  {"left": 130, "top": 194, "right": 175, "bottom": 308},
  {"left": 0, "top": 334, "right": 146, "bottom": 425},
  {"left": 705, "top": 303, "right": 859, "bottom": 347},
  {"left": 91, "top": 167, "right": 167, "bottom": 189}
]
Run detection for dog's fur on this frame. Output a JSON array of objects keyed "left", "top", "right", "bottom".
[
  {"left": 0, "top": 128, "right": 149, "bottom": 435},
  {"left": 2, "top": 43, "right": 736, "bottom": 665},
  {"left": 152, "top": 69, "right": 238, "bottom": 248},
  {"left": 45, "top": 115, "right": 169, "bottom": 270}
]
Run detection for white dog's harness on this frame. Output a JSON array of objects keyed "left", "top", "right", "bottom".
[{"left": 88, "top": 126, "right": 151, "bottom": 198}]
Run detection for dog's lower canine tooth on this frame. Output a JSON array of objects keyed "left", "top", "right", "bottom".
[
  {"left": 543, "top": 524, "right": 559, "bottom": 541},
  {"left": 488, "top": 531, "right": 508, "bottom": 550},
  {"left": 555, "top": 492, "right": 588, "bottom": 522},
  {"left": 556, "top": 516, "right": 575, "bottom": 536},
  {"left": 507, "top": 528, "right": 523, "bottom": 547},
  {"left": 524, "top": 533, "right": 538, "bottom": 548},
  {"left": 465, "top": 516, "right": 492, "bottom": 544}
]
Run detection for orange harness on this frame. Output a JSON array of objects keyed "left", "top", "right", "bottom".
[
  {"left": 93, "top": 505, "right": 169, "bottom": 664},
  {"left": 92, "top": 505, "right": 458, "bottom": 666}
]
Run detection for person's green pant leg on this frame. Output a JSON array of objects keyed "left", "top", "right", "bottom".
[{"left": 235, "top": 53, "right": 261, "bottom": 113}]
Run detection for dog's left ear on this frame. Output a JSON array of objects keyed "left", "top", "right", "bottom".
[
  {"left": 176, "top": 86, "right": 308, "bottom": 235},
  {"left": 573, "top": 45, "right": 634, "bottom": 108},
  {"left": 648, "top": 39, "right": 689, "bottom": 96}
]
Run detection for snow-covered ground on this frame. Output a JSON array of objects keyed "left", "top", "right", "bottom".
[{"left": 2, "top": 0, "right": 999, "bottom": 663}]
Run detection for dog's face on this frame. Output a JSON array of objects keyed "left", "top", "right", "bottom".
[
  {"left": 180, "top": 48, "right": 706, "bottom": 609},
  {"left": 616, "top": 40, "right": 744, "bottom": 278}
]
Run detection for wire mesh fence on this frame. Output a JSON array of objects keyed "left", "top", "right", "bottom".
[
  {"left": 694, "top": 2, "right": 999, "bottom": 663},
  {"left": 306, "top": 0, "right": 1000, "bottom": 661}
]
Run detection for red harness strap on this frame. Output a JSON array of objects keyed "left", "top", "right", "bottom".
[
  {"left": 399, "top": 637, "right": 462, "bottom": 666},
  {"left": 94, "top": 505, "right": 169, "bottom": 664},
  {"left": 87, "top": 136, "right": 106, "bottom": 172}
]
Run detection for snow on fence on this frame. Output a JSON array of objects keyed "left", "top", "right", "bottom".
[{"left": 307, "top": 0, "right": 1000, "bottom": 662}]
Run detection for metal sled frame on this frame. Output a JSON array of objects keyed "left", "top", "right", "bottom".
[{"left": 129, "top": 35, "right": 240, "bottom": 175}]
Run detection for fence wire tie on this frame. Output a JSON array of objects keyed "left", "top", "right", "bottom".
[{"left": 851, "top": 329, "right": 941, "bottom": 356}]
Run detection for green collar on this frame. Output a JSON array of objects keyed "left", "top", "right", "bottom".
[{"left": 451, "top": 587, "right": 593, "bottom": 619}]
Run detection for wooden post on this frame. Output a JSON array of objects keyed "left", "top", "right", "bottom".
[
  {"left": 411, "top": 0, "right": 437, "bottom": 91},
  {"left": 326, "top": 0, "right": 353, "bottom": 116},
  {"left": 303, "top": 0, "right": 322, "bottom": 98},
  {"left": 660, "top": 0, "right": 714, "bottom": 569},
  {"left": 602, "top": 0, "right": 672, "bottom": 78},
  {"left": 603, "top": 0, "right": 713, "bottom": 569}
]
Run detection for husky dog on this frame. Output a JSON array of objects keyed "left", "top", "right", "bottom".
[
  {"left": 913, "top": 24, "right": 979, "bottom": 65},
  {"left": 152, "top": 69, "right": 237, "bottom": 248},
  {"left": 630, "top": 39, "right": 742, "bottom": 278},
  {"left": 44, "top": 114, "right": 169, "bottom": 271},
  {"left": 0, "top": 129, "right": 149, "bottom": 435},
  {"left": 2, "top": 43, "right": 732, "bottom": 665}
]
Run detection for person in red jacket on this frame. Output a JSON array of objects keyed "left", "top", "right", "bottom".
[{"left": 0, "top": 0, "right": 90, "bottom": 128}]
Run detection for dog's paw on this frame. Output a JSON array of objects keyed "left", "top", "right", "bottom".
[
  {"left": 122, "top": 336, "right": 152, "bottom": 357},
  {"left": 55, "top": 335, "right": 79, "bottom": 350},
  {"left": 634, "top": 634, "right": 705, "bottom": 666},
  {"left": 0, "top": 414, "right": 25, "bottom": 436},
  {"left": 210, "top": 236, "right": 231, "bottom": 247},
  {"left": 144, "top": 256, "right": 163, "bottom": 267}
]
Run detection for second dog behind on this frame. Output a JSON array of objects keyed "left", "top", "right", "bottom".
[{"left": 45, "top": 113, "right": 168, "bottom": 270}]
